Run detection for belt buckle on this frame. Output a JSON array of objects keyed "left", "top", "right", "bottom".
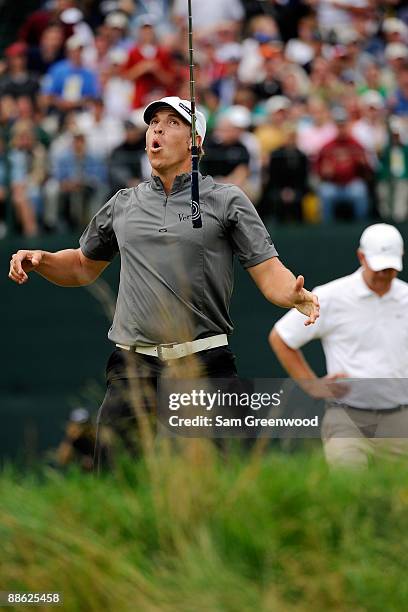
[{"left": 157, "top": 342, "right": 175, "bottom": 361}]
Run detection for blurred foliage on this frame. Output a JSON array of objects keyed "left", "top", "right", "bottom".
[{"left": 1, "top": 444, "right": 408, "bottom": 611}]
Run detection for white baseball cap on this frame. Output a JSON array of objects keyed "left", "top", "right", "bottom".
[
  {"left": 385, "top": 42, "right": 408, "bottom": 61},
  {"left": 360, "top": 90, "right": 385, "bottom": 109},
  {"left": 60, "top": 8, "right": 83, "bottom": 25},
  {"left": 265, "top": 95, "right": 291, "bottom": 114},
  {"left": 359, "top": 224, "right": 404, "bottom": 271},
  {"left": 382, "top": 18, "right": 408, "bottom": 36},
  {"left": 105, "top": 12, "right": 128, "bottom": 29},
  {"left": 143, "top": 96, "right": 207, "bottom": 141},
  {"left": 65, "top": 34, "right": 85, "bottom": 50},
  {"left": 215, "top": 42, "right": 243, "bottom": 63},
  {"left": 337, "top": 27, "right": 360, "bottom": 45},
  {"left": 220, "top": 105, "right": 252, "bottom": 128}
]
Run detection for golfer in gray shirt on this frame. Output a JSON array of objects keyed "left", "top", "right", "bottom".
[{"left": 9, "top": 96, "right": 319, "bottom": 456}]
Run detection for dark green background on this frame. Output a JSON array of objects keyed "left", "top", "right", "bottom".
[{"left": 2, "top": 222, "right": 407, "bottom": 460}]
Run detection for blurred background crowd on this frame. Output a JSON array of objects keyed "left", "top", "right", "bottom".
[{"left": 0, "top": 0, "right": 408, "bottom": 237}]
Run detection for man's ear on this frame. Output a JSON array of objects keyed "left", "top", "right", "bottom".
[
  {"left": 357, "top": 249, "right": 365, "bottom": 265},
  {"left": 189, "top": 134, "right": 202, "bottom": 150}
]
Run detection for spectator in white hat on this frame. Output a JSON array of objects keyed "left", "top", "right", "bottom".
[
  {"left": 41, "top": 34, "right": 100, "bottom": 113},
  {"left": 60, "top": 6, "right": 94, "bottom": 49},
  {"left": 384, "top": 43, "right": 408, "bottom": 72},
  {"left": 219, "top": 105, "right": 262, "bottom": 201},
  {"left": 378, "top": 43, "right": 408, "bottom": 97},
  {"left": 104, "top": 11, "right": 133, "bottom": 51},
  {"left": 200, "top": 108, "right": 251, "bottom": 194},
  {"left": 351, "top": 90, "right": 387, "bottom": 164},
  {"left": 102, "top": 48, "right": 133, "bottom": 120},
  {"left": 382, "top": 18, "right": 408, "bottom": 45}
]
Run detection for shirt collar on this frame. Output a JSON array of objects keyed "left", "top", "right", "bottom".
[
  {"left": 353, "top": 267, "right": 400, "bottom": 301},
  {"left": 150, "top": 172, "right": 199, "bottom": 194}
]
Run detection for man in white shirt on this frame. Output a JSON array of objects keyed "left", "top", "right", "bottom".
[{"left": 270, "top": 223, "right": 408, "bottom": 468}]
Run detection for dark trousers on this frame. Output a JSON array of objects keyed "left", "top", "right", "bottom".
[{"left": 94, "top": 346, "right": 238, "bottom": 468}]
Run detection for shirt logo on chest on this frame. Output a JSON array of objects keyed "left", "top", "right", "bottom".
[{"left": 178, "top": 212, "right": 192, "bottom": 222}]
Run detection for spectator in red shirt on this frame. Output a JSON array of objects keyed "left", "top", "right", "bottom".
[
  {"left": 315, "top": 107, "right": 371, "bottom": 222},
  {"left": 123, "top": 16, "right": 176, "bottom": 109}
]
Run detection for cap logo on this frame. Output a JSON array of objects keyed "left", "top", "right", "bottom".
[{"left": 179, "top": 102, "right": 192, "bottom": 116}]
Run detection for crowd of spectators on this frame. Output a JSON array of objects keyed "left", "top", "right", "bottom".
[{"left": 1, "top": 0, "right": 408, "bottom": 237}]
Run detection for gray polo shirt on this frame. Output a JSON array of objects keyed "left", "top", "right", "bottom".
[{"left": 79, "top": 173, "right": 278, "bottom": 346}]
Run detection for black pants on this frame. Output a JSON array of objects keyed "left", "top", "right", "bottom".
[{"left": 94, "top": 346, "right": 238, "bottom": 467}]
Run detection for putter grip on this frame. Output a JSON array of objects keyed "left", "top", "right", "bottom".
[{"left": 191, "top": 146, "right": 202, "bottom": 228}]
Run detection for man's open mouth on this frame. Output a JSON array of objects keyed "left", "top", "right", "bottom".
[{"left": 151, "top": 139, "right": 162, "bottom": 151}]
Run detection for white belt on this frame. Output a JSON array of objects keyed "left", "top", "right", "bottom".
[{"left": 116, "top": 333, "right": 228, "bottom": 361}]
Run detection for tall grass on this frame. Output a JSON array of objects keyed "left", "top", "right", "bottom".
[{"left": 1, "top": 444, "right": 408, "bottom": 612}]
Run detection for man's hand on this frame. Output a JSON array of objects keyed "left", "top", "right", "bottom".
[
  {"left": 248, "top": 259, "right": 319, "bottom": 320},
  {"left": 9, "top": 248, "right": 109, "bottom": 287},
  {"left": 291, "top": 275, "right": 320, "bottom": 325},
  {"left": 9, "top": 250, "right": 43, "bottom": 284},
  {"left": 302, "top": 373, "right": 350, "bottom": 399}
]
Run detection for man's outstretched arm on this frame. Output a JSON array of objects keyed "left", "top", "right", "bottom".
[
  {"left": 248, "top": 257, "right": 320, "bottom": 325},
  {"left": 8, "top": 248, "right": 110, "bottom": 287}
]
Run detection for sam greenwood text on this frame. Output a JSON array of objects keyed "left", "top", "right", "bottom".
[{"left": 168, "top": 415, "right": 319, "bottom": 427}]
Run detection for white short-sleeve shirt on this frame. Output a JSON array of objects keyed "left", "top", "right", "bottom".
[{"left": 274, "top": 268, "right": 408, "bottom": 408}]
